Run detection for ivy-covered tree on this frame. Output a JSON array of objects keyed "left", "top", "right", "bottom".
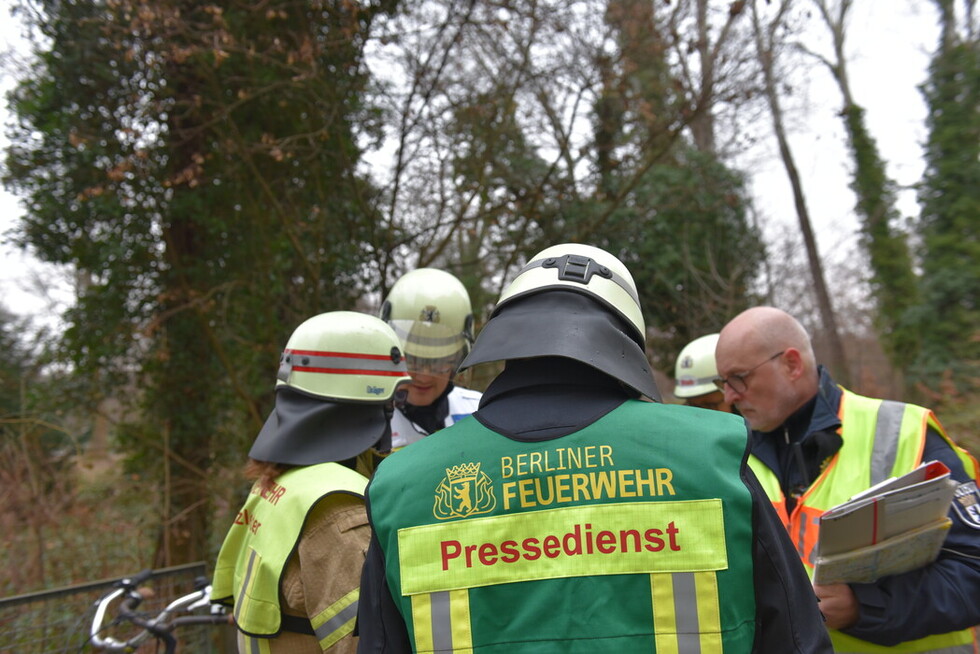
[
  {"left": 3, "top": 0, "right": 397, "bottom": 564},
  {"left": 807, "top": 0, "right": 922, "bottom": 373},
  {"left": 598, "top": 149, "right": 765, "bottom": 367},
  {"left": 911, "top": 0, "right": 979, "bottom": 392}
]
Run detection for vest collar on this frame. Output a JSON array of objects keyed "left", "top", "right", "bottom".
[
  {"left": 751, "top": 366, "right": 844, "bottom": 498},
  {"left": 476, "top": 358, "right": 629, "bottom": 441},
  {"left": 402, "top": 382, "right": 454, "bottom": 434}
]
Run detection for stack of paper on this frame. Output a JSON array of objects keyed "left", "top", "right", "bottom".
[{"left": 812, "top": 460, "right": 957, "bottom": 584}]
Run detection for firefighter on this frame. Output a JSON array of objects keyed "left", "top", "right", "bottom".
[
  {"left": 380, "top": 268, "right": 482, "bottom": 448},
  {"left": 213, "top": 311, "right": 411, "bottom": 654},
  {"left": 716, "top": 306, "right": 980, "bottom": 653},
  {"left": 357, "top": 244, "right": 831, "bottom": 653},
  {"left": 673, "top": 333, "right": 733, "bottom": 412}
]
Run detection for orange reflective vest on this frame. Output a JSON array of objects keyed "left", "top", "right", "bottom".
[{"left": 750, "top": 388, "right": 979, "bottom": 653}]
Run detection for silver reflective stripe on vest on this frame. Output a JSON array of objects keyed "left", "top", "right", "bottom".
[
  {"left": 235, "top": 548, "right": 259, "bottom": 625},
  {"left": 673, "top": 572, "right": 702, "bottom": 654},
  {"left": 871, "top": 400, "right": 906, "bottom": 486},
  {"left": 314, "top": 599, "right": 358, "bottom": 644},
  {"left": 796, "top": 513, "right": 820, "bottom": 564},
  {"left": 430, "top": 590, "right": 453, "bottom": 653}
]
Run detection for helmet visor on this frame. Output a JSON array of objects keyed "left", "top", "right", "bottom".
[
  {"left": 389, "top": 319, "right": 467, "bottom": 365},
  {"left": 404, "top": 351, "right": 464, "bottom": 379}
]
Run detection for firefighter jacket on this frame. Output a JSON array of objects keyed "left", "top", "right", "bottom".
[
  {"left": 390, "top": 385, "right": 482, "bottom": 449},
  {"left": 213, "top": 462, "right": 368, "bottom": 649}
]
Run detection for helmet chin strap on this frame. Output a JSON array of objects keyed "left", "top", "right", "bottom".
[{"left": 375, "top": 401, "right": 395, "bottom": 454}]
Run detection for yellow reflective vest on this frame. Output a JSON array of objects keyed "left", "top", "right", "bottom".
[
  {"left": 212, "top": 462, "right": 367, "bottom": 648},
  {"left": 750, "top": 388, "right": 980, "bottom": 653}
]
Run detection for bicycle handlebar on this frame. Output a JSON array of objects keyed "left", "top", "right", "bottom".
[{"left": 89, "top": 570, "right": 230, "bottom": 654}]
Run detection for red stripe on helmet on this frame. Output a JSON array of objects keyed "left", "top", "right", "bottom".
[
  {"left": 286, "top": 349, "right": 394, "bottom": 361},
  {"left": 292, "top": 366, "right": 406, "bottom": 377}
]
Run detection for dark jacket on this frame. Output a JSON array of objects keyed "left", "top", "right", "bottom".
[
  {"left": 751, "top": 366, "right": 980, "bottom": 646},
  {"left": 356, "top": 358, "right": 832, "bottom": 653}
]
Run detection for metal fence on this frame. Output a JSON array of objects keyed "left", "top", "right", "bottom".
[{"left": 0, "top": 562, "right": 234, "bottom": 653}]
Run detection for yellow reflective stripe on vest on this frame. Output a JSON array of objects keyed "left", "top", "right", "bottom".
[
  {"left": 410, "top": 571, "right": 725, "bottom": 653},
  {"left": 311, "top": 587, "right": 359, "bottom": 650},
  {"left": 411, "top": 589, "right": 473, "bottom": 653},
  {"left": 235, "top": 548, "right": 262, "bottom": 627},
  {"left": 238, "top": 632, "right": 273, "bottom": 654},
  {"left": 398, "top": 500, "right": 727, "bottom": 595},
  {"left": 651, "top": 571, "right": 723, "bottom": 654},
  {"left": 831, "top": 627, "right": 978, "bottom": 653}
]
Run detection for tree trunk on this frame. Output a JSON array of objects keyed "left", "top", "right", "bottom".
[
  {"left": 751, "top": 0, "right": 850, "bottom": 384},
  {"left": 811, "top": 0, "right": 920, "bottom": 376}
]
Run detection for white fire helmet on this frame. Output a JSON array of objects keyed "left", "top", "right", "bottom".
[
  {"left": 276, "top": 311, "right": 411, "bottom": 402},
  {"left": 673, "top": 333, "right": 721, "bottom": 399},
  {"left": 494, "top": 243, "right": 645, "bottom": 342},
  {"left": 380, "top": 268, "right": 475, "bottom": 376},
  {"left": 459, "top": 243, "right": 661, "bottom": 402}
]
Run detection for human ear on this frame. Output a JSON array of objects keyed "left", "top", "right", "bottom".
[{"left": 782, "top": 348, "right": 805, "bottom": 380}]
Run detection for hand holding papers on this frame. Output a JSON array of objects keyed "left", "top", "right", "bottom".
[{"left": 812, "top": 461, "right": 957, "bottom": 585}]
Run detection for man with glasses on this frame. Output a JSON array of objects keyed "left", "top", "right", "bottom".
[{"left": 716, "top": 306, "right": 980, "bottom": 652}]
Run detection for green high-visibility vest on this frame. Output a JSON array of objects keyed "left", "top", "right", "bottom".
[
  {"left": 212, "top": 462, "right": 367, "bottom": 649},
  {"left": 751, "top": 388, "right": 979, "bottom": 653},
  {"left": 369, "top": 400, "right": 758, "bottom": 653}
]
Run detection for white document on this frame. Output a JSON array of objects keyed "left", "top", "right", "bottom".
[{"left": 813, "top": 460, "right": 957, "bottom": 584}]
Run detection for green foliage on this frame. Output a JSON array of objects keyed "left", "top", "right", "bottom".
[
  {"left": 842, "top": 104, "right": 921, "bottom": 370},
  {"left": 3, "top": 0, "right": 398, "bottom": 563},
  {"left": 0, "top": 306, "right": 82, "bottom": 464},
  {"left": 911, "top": 22, "right": 980, "bottom": 394},
  {"left": 0, "top": 306, "right": 31, "bottom": 416},
  {"left": 431, "top": 0, "right": 765, "bottom": 372},
  {"left": 4, "top": 0, "right": 161, "bottom": 394},
  {"left": 597, "top": 148, "right": 765, "bottom": 368}
]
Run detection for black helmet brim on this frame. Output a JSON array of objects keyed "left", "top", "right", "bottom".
[
  {"left": 249, "top": 387, "right": 389, "bottom": 466},
  {"left": 459, "top": 291, "right": 661, "bottom": 402}
]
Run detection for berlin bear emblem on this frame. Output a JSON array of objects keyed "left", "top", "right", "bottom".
[{"left": 433, "top": 462, "right": 496, "bottom": 520}]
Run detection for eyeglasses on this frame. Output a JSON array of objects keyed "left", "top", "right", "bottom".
[
  {"left": 406, "top": 353, "right": 457, "bottom": 377},
  {"left": 713, "top": 350, "right": 785, "bottom": 394}
]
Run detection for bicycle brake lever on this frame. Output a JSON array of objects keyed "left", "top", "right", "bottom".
[
  {"left": 119, "top": 568, "right": 154, "bottom": 589},
  {"left": 185, "top": 587, "right": 213, "bottom": 612}
]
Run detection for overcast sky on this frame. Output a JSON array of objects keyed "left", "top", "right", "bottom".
[
  {"left": 749, "top": 0, "right": 935, "bottom": 241},
  {"left": 0, "top": 0, "right": 940, "bottom": 328}
]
